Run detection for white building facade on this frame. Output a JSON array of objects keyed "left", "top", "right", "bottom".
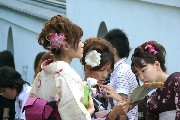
[
  {"left": 0, "top": 0, "right": 180, "bottom": 83},
  {"left": 0, "top": 0, "right": 65, "bottom": 83},
  {"left": 67, "top": 0, "right": 180, "bottom": 77}
]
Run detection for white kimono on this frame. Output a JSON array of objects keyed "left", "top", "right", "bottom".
[{"left": 30, "top": 60, "right": 91, "bottom": 120}]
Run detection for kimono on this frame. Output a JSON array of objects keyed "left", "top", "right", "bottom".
[
  {"left": 147, "top": 72, "right": 180, "bottom": 120},
  {"left": 30, "top": 60, "right": 91, "bottom": 120}
]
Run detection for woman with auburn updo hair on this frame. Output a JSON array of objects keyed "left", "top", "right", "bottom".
[
  {"left": 29, "top": 15, "right": 94, "bottom": 120},
  {"left": 81, "top": 37, "right": 131, "bottom": 120},
  {"left": 131, "top": 40, "right": 180, "bottom": 120}
]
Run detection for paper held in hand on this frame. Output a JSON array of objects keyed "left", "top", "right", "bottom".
[{"left": 128, "top": 82, "right": 164, "bottom": 111}]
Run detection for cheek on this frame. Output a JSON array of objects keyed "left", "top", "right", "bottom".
[
  {"left": 147, "top": 69, "right": 158, "bottom": 82},
  {"left": 78, "top": 43, "right": 83, "bottom": 49},
  {"left": 5, "top": 89, "right": 17, "bottom": 99},
  {"left": 88, "top": 71, "right": 101, "bottom": 80}
]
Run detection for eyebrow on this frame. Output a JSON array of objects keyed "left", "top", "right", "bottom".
[
  {"left": 133, "top": 65, "right": 145, "bottom": 74},
  {"left": 101, "top": 64, "right": 111, "bottom": 70}
]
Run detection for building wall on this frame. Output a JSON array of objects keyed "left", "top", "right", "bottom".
[
  {"left": 0, "top": 11, "right": 44, "bottom": 83},
  {"left": 67, "top": 0, "right": 180, "bottom": 77},
  {"left": 1, "top": 0, "right": 180, "bottom": 83},
  {"left": 0, "top": 0, "right": 65, "bottom": 83}
]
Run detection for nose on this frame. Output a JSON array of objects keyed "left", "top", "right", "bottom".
[
  {"left": 81, "top": 42, "right": 84, "bottom": 47},
  {"left": 102, "top": 70, "right": 108, "bottom": 78}
]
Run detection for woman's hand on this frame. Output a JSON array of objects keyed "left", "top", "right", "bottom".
[
  {"left": 87, "top": 94, "right": 95, "bottom": 115},
  {"left": 117, "top": 99, "right": 131, "bottom": 115},
  {"left": 108, "top": 99, "right": 131, "bottom": 119},
  {"left": 99, "top": 85, "right": 122, "bottom": 102}
]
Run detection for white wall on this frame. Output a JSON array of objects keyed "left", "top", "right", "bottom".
[
  {"left": 1, "top": 0, "right": 179, "bottom": 83},
  {"left": 67, "top": 0, "right": 180, "bottom": 76},
  {"left": 0, "top": 8, "right": 45, "bottom": 83}
]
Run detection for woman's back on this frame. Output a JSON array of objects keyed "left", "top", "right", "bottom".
[{"left": 31, "top": 60, "right": 91, "bottom": 120}]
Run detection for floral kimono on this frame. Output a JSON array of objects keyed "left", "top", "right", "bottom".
[
  {"left": 30, "top": 60, "right": 91, "bottom": 120},
  {"left": 147, "top": 72, "right": 180, "bottom": 120}
]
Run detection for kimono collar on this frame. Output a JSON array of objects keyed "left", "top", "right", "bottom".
[{"left": 41, "top": 59, "right": 70, "bottom": 75}]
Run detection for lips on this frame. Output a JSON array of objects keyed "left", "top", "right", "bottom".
[
  {"left": 143, "top": 81, "right": 149, "bottom": 83},
  {"left": 98, "top": 80, "right": 104, "bottom": 85}
]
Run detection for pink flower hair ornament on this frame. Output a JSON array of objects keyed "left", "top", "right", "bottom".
[
  {"left": 46, "top": 33, "right": 66, "bottom": 50},
  {"left": 145, "top": 44, "right": 158, "bottom": 55}
]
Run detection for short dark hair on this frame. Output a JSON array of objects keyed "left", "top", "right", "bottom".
[
  {"left": 0, "top": 50, "right": 15, "bottom": 69},
  {"left": 0, "top": 66, "right": 25, "bottom": 95},
  {"left": 34, "top": 52, "right": 46, "bottom": 72},
  {"left": 35, "top": 51, "right": 55, "bottom": 77},
  {"left": 104, "top": 29, "right": 130, "bottom": 58}
]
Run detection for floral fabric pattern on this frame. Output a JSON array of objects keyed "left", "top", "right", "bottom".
[
  {"left": 30, "top": 60, "right": 91, "bottom": 120},
  {"left": 147, "top": 72, "right": 180, "bottom": 120}
]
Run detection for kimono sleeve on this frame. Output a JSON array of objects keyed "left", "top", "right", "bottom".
[
  {"left": 174, "top": 77, "right": 180, "bottom": 119},
  {"left": 29, "top": 73, "right": 40, "bottom": 97},
  {"left": 55, "top": 72, "right": 91, "bottom": 120}
]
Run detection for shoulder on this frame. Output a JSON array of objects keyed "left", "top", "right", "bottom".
[
  {"left": 115, "top": 63, "right": 130, "bottom": 73},
  {"left": 165, "top": 72, "right": 180, "bottom": 87},
  {"left": 169, "top": 72, "right": 180, "bottom": 78},
  {"left": 116, "top": 63, "right": 135, "bottom": 77},
  {"left": 168, "top": 72, "right": 180, "bottom": 82},
  {"left": 19, "top": 85, "right": 32, "bottom": 97}
]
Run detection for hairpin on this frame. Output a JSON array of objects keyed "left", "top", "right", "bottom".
[
  {"left": 145, "top": 44, "right": 158, "bottom": 55},
  {"left": 46, "top": 33, "right": 66, "bottom": 50}
]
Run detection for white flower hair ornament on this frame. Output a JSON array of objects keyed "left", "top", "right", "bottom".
[{"left": 85, "top": 50, "right": 101, "bottom": 68}]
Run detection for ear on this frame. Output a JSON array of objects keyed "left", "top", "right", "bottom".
[
  {"left": 62, "top": 43, "right": 69, "bottom": 50},
  {"left": 84, "top": 64, "right": 90, "bottom": 72},
  {"left": 112, "top": 48, "right": 116, "bottom": 55},
  {"left": 154, "top": 61, "right": 161, "bottom": 71},
  {"left": 85, "top": 64, "right": 93, "bottom": 76}
]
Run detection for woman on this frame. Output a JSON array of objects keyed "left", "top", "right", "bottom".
[
  {"left": 131, "top": 40, "right": 180, "bottom": 120},
  {"left": 0, "top": 66, "right": 26, "bottom": 120},
  {"left": 81, "top": 37, "right": 130, "bottom": 120},
  {"left": 29, "top": 15, "right": 94, "bottom": 120},
  {"left": 0, "top": 50, "right": 31, "bottom": 120}
]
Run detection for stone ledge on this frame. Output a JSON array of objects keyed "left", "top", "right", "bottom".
[
  {"left": 140, "top": 0, "right": 180, "bottom": 8},
  {"left": 0, "top": 0, "right": 66, "bottom": 22}
]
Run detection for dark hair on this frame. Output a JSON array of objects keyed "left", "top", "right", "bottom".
[
  {"left": 131, "top": 40, "right": 166, "bottom": 74},
  {"left": 38, "top": 15, "right": 83, "bottom": 55},
  {"left": 34, "top": 52, "right": 46, "bottom": 73},
  {"left": 81, "top": 37, "right": 114, "bottom": 71},
  {"left": 0, "top": 50, "right": 15, "bottom": 69},
  {"left": 35, "top": 51, "right": 55, "bottom": 77},
  {"left": 0, "top": 66, "right": 26, "bottom": 95},
  {"left": 104, "top": 28, "right": 130, "bottom": 58}
]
